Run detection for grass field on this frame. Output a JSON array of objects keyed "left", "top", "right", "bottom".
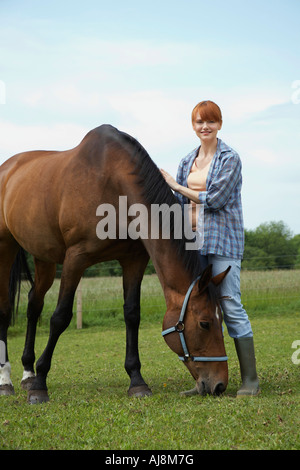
[{"left": 1, "top": 270, "right": 299, "bottom": 450}]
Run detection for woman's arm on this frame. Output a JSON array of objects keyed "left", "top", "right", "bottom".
[
  {"left": 160, "top": 169, "right": 201, "bottom": 204},
  {"left": 161, "top": 151, "right": 241, "bottom": 210}
]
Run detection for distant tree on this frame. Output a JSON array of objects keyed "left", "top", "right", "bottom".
[
  {"left": 243, "top": 221, "right": 297, "bottom": 269},
  {"left": 291, "top": 234, "right": 300, "bottom": 269},
  {"left": 291, "top": 233, "right": 300, "bottom": 251},
  {"left": 242, "top": 245, "right": 275, "bottom": 270}
]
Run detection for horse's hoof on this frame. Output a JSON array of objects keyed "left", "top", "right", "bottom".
[
  {"left": 0, "top": 384, "right": 15, "bottom": 396},
  {"left": 128, "top": 385, "right": 152, "bottom": 398},
  {"left": 21, "top": 376, "right": 36, "bottom": 391},
  {"left": 27, "top": 389, "right": 49, "bottom": 404},
  {"left": 180, "top": 386, "right": 198, "bottom": 397}
]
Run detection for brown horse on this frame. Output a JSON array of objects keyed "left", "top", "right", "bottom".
[{"left": 0, "top": 125, "right": 229, "bottom": 403}]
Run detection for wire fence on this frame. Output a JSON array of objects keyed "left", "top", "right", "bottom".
[
  {"left": 18, "top": 255, "right": 300, "bottom": 329},
  {"left": 53, "top": 253, "right": 300, "bottom": 277},
  {"left": 72, "top": 257, "right": 300, "bottom": 329},
  {"left": 241, "top": 253, "right": 300, "bottom": 271}
]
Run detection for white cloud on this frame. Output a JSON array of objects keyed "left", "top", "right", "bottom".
[
  {"left": 107, "top": 90, "right": 193, "bottom": 151},
  {"left": 220, "top": 88, "right": 289, "bottom": 122},
  {"left": 0, "top": 121, "right": 88, "bottom": 163},
  {"left": 75, "top": 39, "right": 204, "bottom": 68},
  {"left": 21, "top": 83, "right": 103, "bottom": 110}
]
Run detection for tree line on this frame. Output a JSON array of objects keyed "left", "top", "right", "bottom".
[
  {"left": 24, "top": 220, "right": 300, "bottom": 277},
  {"left": 243, "top": 220, "right": 300, "bottom": 270}
]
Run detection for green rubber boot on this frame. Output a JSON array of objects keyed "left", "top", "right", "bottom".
[{"left": 234, "top": 337, "right": 260, "bottom": 397}]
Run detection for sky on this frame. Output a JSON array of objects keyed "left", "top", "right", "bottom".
[{"left": 1, "top": 0, "right": 300, "bottom": 234}]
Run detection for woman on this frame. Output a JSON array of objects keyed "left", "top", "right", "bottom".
[{"left": 161, "top": 100, "right": 259, "bottom": 396}]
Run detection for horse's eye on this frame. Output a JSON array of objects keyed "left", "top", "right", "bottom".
[{"left": 200, "top": 322, "right": 210, "bottom": 330}]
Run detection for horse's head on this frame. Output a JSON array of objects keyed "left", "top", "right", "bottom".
[{"left": 162, "top": 264, "right": 230, "bottom": 396}]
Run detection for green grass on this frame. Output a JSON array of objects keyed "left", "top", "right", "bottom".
[{"left": 1, "top": 271, "right": 299, "bottom": 450}]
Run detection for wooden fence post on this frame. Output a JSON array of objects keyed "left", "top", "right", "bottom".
[{"left": 77, "top": 278, "right": 82, "bottom": 329}]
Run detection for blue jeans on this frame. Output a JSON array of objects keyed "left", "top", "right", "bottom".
[{"left": 200, "top": 254, "right": 253, "bottom": 339}]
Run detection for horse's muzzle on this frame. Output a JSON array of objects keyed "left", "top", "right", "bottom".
[
  {"left": 180, "top": 380, "right": 226, "bottom": 397},
  {"left": 197, "top": 379, "right": 226, "bottom": 396}
]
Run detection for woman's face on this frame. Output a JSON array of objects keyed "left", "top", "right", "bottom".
[{"left": 192, "top": 112, "right": 222, "bottom": 142}]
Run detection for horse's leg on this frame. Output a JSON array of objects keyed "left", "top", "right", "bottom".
[
  {"left": 120, "top": 250, "right": 152, "bottom": 397},
  {"left": 27, "top": 249, "right": 85, "bottom": 404},
  {"left": 0, "top": 242, "right": 18, "bottom": 396},
  {"left": 21, "top": 259, "right": 56, "bottom": 390}
]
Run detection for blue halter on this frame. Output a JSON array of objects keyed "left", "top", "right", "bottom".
[{"left": 162, "top": 276, "right": 228, "bottom": 363}]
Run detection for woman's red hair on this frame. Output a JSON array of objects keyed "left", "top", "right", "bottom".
[{"left": 191, "top": 100, "right": 222, "bottom": 123}]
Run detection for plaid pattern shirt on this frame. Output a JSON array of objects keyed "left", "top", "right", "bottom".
[{"left": 175, "top": 138, "right": 244, "bottom": 259}]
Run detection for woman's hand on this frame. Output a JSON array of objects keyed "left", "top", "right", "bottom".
[
  {"left": 161, "top": 168, "right": 202, "bottom": 204},
  {"left": 160, "top": 169, "right": 179, "bottom": 191}
]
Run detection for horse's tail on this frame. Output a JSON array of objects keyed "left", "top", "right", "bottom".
[{"left": 9, "top": 247, "right": 34, "bottom": 323}]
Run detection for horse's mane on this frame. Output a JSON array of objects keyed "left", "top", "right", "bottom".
[{"left": 118, "top": 129, "right": 203, "bottom": 280}]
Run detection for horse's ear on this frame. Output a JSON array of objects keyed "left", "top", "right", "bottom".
[
  {"left": 211, "top": 266, "right": 231, "bottom": 286},
  {"left": 198, "top": 264, "right": 213, "bottom": 294}
]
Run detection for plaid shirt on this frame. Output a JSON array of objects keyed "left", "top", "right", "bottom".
[{"left": 175, "top": 138, "right": 244, "bottom": 259}]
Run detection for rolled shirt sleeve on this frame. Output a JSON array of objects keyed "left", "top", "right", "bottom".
[{"left": 198, "top": 153, "right": 242, "bottom": 211}]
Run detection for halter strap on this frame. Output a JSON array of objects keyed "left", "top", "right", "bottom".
[{"left": 162, "top": 276, "right": 228, "bottom": 363}]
